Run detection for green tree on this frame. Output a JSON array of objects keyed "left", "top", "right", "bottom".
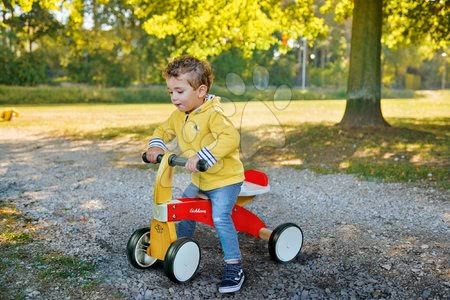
[
  {"left": 2, "top": 0, "right": 447, "bottom": 91},
  {"left": 336, "top": 0, "right": 449, "bottom": 127},
  {"left": 339, "top": 0, "right": 387, "bottom": 127},
  {"left": 128, "top": 0, "right": 326, "bottom": 59},
  {"left": 61, "top": 0, "right": 173, "bottom": 85},
  {"left": 0, "top": 1, "right": 61, "bottom": 85},
  {"left": 0, "top": 0, "right": 59, "bottom": 49},
  {"left": 0, "top": 47, "right": 17, "bottom": 84}
]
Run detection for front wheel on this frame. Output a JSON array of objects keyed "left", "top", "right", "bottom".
[
  {"left": 164, "top": 238, "right": 201, "bottom": 283},
  {"left": 269, "top": 223, "right": 303, "bottom": 263},
  {"left": 126, "top": 227, "right": 159, "bottom": 269}
]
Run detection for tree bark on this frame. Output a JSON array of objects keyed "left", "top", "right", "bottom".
[{"left": 339, "top": 0, "right": 389, "bottom": 127}]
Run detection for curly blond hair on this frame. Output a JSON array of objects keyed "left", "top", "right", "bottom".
[{"left": 163, "top": 55, "right": 214, "bottom": 92}]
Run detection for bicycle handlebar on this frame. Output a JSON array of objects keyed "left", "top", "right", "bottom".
[{"left": 141, "top": 153, "right": 209, "bottom": 172}]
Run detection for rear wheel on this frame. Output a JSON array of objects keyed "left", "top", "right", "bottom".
[
  {"left": 126, "top": 227, "right": 159, "bottom": 268},
  {"left": 269, "top": 223, "right": 303, "bottom": 263},
  {"left": 164, "top": 238, "right": 201, "bottom": 283}
]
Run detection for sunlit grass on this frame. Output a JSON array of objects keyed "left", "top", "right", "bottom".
[
  {"left": 0, "top": 103, "right": 172, "bottom": 135},
  {"left": 247, "top": 122, "right": 449, "bottom": 188},
  {"left": 0, "top": 201, "right": 104, "bottom": 299},
  {"left": 1, "top": 91, "right": 449, "bottom": 188},
  {"left": 0, "top": 205, "right": 33, "bottom": 245}
]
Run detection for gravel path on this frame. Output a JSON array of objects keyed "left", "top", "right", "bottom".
[{"left": 1, "top": 128, "right": 449, "bottom": 299}]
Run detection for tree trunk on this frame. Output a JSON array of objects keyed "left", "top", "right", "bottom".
[{"left": 339, "top": 0, "right": 389, "bottom": 127}]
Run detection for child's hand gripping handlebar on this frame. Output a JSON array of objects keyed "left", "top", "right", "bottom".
[{"left": 141, "top": 153, "right": 209, "bottom": 172}]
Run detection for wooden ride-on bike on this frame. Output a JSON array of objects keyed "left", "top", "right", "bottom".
[{"left": 126, "top": 153, "right": 304, "bottom": 283}]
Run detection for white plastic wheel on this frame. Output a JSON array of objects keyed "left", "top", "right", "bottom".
[
  {"left": 269, "top": 223, "right": 303, "bottom": 263},
  {"left": 126, "top": 227, "right": 158, "bottom": 268},
  {"left": 164, "top": 238, "right": 201, "bottom": 283}
]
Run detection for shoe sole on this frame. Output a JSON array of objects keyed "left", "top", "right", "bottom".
[{"left": 218, "top": 274, "right": 245, "bottom": 293}]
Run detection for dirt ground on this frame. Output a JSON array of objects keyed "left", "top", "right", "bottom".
[{"left": 1, "top": 127, "right": 449, "bottom": 299}]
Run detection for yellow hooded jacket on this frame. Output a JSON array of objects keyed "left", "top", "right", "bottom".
[{"left": 149, "top": 95, "right": 244, "bottom": 190}]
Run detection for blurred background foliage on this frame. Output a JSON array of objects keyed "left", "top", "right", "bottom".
[{"left": 0, "top": 0, "right": 448, "bottom": 89}]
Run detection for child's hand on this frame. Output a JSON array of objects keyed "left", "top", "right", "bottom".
[
  {"left": 146, "top": 147, "right": 165, "bottom": 163},
  {"left": 185, "top": 155, "right": 201, "bottom": 172}
]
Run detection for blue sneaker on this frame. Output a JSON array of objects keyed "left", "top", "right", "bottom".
[{"left": 218, "top": 263, "right": 245, "bottom": 293}]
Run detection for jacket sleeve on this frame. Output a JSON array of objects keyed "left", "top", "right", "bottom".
[
  {"left": 148, "top": 112, "right": 177, "bottom": 150},
  {"left": 197, "top": 112, "right": 240, "bottom": 166}
]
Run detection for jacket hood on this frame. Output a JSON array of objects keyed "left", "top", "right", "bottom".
[{"left": 191, "top": 94, "right": 222, "bottom": 115}]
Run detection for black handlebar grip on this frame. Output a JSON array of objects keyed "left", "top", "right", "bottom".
[
  {"left": 141, "top": 152, "right": 164, "bottom": 164},
  {"left": 196, "top": 160, "right": 209, "bottom": 172},
  {"left": 142, "top": 152, "right": 208, "bottom": 172},
  {"left": 142, "top": 152, "right": 150, "bottom": 163}
]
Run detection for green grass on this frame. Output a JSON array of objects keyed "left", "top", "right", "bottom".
[
  {"left": 246, "top": 122, "right": 449, "bottom": 188},
  {"left": 36, "top": 254, "right": 96, "bottom": 281},
  {"left": 0, "top": 202, "right": 111, "bottom": 299},
  {"left": 1, "top": 90, "right": 449, "bottom": 188},
  {"left": 0, "top": 84, "right": 415, "bottom": 105},
  {"left": 0, "top": 85, "right": 170, "bottom": 104},
  {"left": 0, "top": 204, "right": 33, "bottom": 246}
]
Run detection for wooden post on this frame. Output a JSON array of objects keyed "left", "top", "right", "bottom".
[{"left": 258, "top": 228, "right": 272, "bottom": 241}]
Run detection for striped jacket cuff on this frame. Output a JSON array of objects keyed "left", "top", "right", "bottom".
[
  {"left": 148, "top": 138, "right": 168, "bottom": 150},
  {"left": 198, "top": 147, "right": 217, "bottom": 167}
]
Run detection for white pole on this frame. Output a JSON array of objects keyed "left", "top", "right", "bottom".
[
  {"left": 301, "top": 37, "right": 307, "bottom": 89},
  {"left": 442, "top": 52, "right": 447, "bottom": 90}
]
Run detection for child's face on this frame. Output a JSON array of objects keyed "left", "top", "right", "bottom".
[{"left": 166, "top": 73, "right": 207, "bottom": 113}]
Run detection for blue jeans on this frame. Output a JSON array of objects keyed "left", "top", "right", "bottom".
[{"left": 177, "top": 182, "right": 243, "bottom": 263}]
